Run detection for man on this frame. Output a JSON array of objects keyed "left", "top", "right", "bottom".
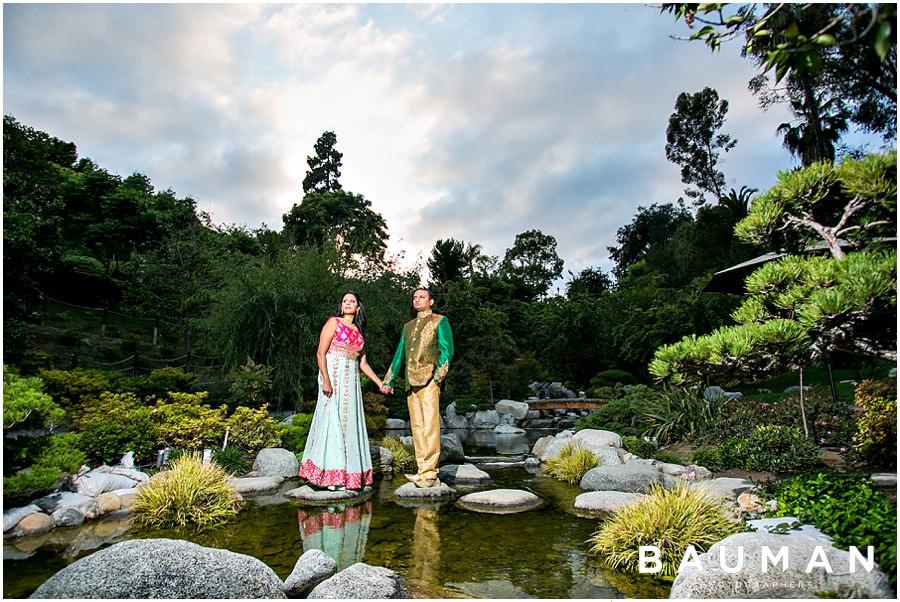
[{"left": 381, "top": 287, "right": 454, "bottom": 488}]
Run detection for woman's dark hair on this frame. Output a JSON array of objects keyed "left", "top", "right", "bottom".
[{"left": 335, "top": 291, "right": 366, "bottom": 336}]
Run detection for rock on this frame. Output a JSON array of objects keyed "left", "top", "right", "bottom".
[
  {"left": 438, "top": 433, "right": 465, "bottom": 464},
  {"left": 69, "top": 470, "right": 141, "bottom": 497},
  {"left": 14, "top": 512, "right": 54, "bottom": 536},
  {"left": 493, "top": 424, "right": 525, "bottom": 434},
  {"left": 494, "top": 399, "right": 529, "bottom": 420},
  {"left": 51, "top": 506, "right": 85, "bottom": 528},
  {"left": 746, "top": 517, "right": 834, "bottom": 545},
  {"left": 573, "top": 429, "right": 623, "bottom": 449},
  {"left": 283, "top": 548, "right": 338, "bottom": 597},
  {"left": 704, "top": 386, "right": 727, "bottom": 400},
  {"left": 30, "top": 538, "right": 286, "bottom": 598},
  {"left": 738, "top": 587, "right": 820, "bottom": 598},
  {"left": 438, "top": 463, "right": 492, "bottom": 485},
  {"left": 96, "top": 492, "right": 122, "bottom": 514},
  {"left": 112, "top": 488, "right": 139, "bottom": 508},
  {"left": 252, "top": 448, "right": 300, "bottom": 478},
  {"left": 230, "top": 476, "right": 285, "bottom": 494},
  {"left": 393, "top": 481, "right": 454, "bottom": 501},
  {"left": 384, "top": 419, "right": 406, "bottom": 429},
  {"left": 783, "top": 385, "right": 812, "bottom": 393},
  {"left": 308, "top": 562, "right": 407, "bottom": 599},
  {"left": 691, "top": 477, "right": 756, "bottom": 501},
  {"left": 869, "top": 473, "right": 897, "bottom": 489},
  {"left": 656, "top": 462, "right": 688, "bottom": 476},
  {"left": 369, "top": 446, "right": 394, "bottom": 473},
  {"left": 4, "top": 504, "right": 42, "bottom": 533},
  {"left": 580, "top": 464, "right": 665, "bottom": 493},
  {"left": 285, "top": 485, "right": 373, "bottom": 505},
  {"left": 445, "top": 414, "right": 469, "bottom": 429},
  {"left": 573, "top": 491, "right": 646, "bottom": 514},
  {"left": 472, "top": 410, "right": 500, "bottom": 429},
  {"left": 737, "top": 491, "right": 763, "bottom": 514},
  {"left": 669, "top": 531, "right": 893, "bottom": 599},
  {"left": 106, "top": 466, "right": 150, "bottom": 484},
  {"left": 532, "top": 431, "right": 574, "bottom": 461},
  {"left": 682, "top": 465, "right": 712, "bottom": 481},
  {"left": 33, "top": 492, "right": 97, "bottom": 517},
  {"left": 457, "top": 489, "right": 543, "bottom": 514}
]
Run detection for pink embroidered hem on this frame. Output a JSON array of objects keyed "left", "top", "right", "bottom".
[{"left": 298, "top": 458, "right": 373, "bottom": 489}]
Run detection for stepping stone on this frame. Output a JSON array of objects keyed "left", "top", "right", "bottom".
[
  {"left": 456, "top": 488, "right": 543, "bottom": 514},
  {"left": 229, "top": 476, "right": 284, "bottom": 494},
  {"left": 690, "top": 477, "right": 755, "bottom": 501},
  {"left": 392, "top": 481, "right": 454, "bottom": 501},
  {"left": 285, "top": 485, "right": 373, "bottom": 505},
  {"left": 573, "top": 491, "right": 645, "bottom": 515},
  {"left": 438, "top": 463, "right": 492, "bottom": 485}
]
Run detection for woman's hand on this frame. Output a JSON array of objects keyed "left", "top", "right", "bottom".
[{"left": 322, "top": 378, "right": 333, "bottom": 397}]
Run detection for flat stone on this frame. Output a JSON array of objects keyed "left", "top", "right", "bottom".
[
  {"left": 870, "top": 473, "right": 897, "bottom": 489},
  {"left": 230, "top": 476, "right": 285, "bottom": 494},
  {"left": 457, "top": 488, "right": 543, "bottom": 514},
  {"left": 392, "top": 481, "right": 454, "bottom": 500},
  {"left": 580, "top": 464, "right": 664, "bottom": 493},
  {"left": 438, "top": 463, "right": 492, "bottom": 485},
  {"left": 746, "top": 517, "right": 834, "bottom": 545},
  {"left": 573, "top": 491, "right": 646, "bottom": 514},
  {"left": 285, "top": 485, "right": 373, "bottom": 505}
]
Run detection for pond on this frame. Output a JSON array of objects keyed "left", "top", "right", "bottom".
[{"left": 3, "top": 429, "right": 671, "bottom": 599}]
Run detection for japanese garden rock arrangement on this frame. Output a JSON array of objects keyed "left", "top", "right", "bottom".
[{"left": 456, "top": 488, "right": 544, "bottom": 514}]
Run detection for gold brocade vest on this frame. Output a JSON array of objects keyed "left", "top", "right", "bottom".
[{"left": 404, "top": 311, "right": 443, "bottom": 387}]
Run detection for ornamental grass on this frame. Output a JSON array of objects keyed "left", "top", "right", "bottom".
[
  {"left": 544, "top": 441, "right": 600, "bottom": 485},
  {"left": 133, "top": 452, "right": 241, "bottom": 530},
  {"left": 588, "top": 481, "right": 740, "bottom": 579},
  {"left": 378, "top": 436, "right": 417, "bottom": 473}
]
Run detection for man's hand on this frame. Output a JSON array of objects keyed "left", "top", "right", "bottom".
[{"left": 380, "top": 384, "right": 394, "bottom": 395}]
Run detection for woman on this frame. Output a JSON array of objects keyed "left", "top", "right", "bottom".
[{"left": 298, "top": 291, "right": 382, "bottom": 490}]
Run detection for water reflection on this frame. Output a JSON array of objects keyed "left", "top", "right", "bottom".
[
  {"left": 408, "top": 506, "right": 440, "bottom": 584},
  {"left": 297, "top": 502, "right": 372, "bottom": 570}
]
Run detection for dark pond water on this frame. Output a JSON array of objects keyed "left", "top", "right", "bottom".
[{"left": 3, "top": 430, "right": 671, "bottom": 599}]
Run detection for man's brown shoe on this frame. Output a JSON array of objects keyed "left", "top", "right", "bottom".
[
  {"left": 404, "top": 474, "right": 418, "bottom": 483},
  {"left": 413, "top": 477, "right": 440, "bottom": 488}
]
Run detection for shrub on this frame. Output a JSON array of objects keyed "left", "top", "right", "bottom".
[
  {"left": 544, "top": 442, "right": 599, "bottom": 485},
  {"left": 39, "top": 368, "right": 110, "bottom": 408},
  {"left": 147, "top": 367, "right": 199, "bottom": 397},
  {"left": 378, "top": 436, "right": 416, "bottom": 473},
  {"left": 3, "top": 433, "right": 87, "bottom": 501},
  {"left": 621, "top": 435, "right": 658, "bottom": 460},
  {"left": 212, "top": 446, "right": 251, "bottom": 475},
  {"left": 588, "top": 481, "right": 740, "bottom": 579},
  {"left": 224, "top": 357, "right": 273, "bottom": 410},
  {"left": 641, "top": 385, "right": 720, "bottom": 445},
  {"left": 153, "top": 392, "right": 228, "bottom": 450},
  {"left": 280, "top": 413, "right": 313, "bottom": 453},
  {"left": 72, "top": 392, "right": 159, "bottom": 464},
  {"left": 19, "top": 349, "right": 54, "bottom": 376},
  {"left": 853, "top": 379, "right": 896, "bottom": 469},
  {"left": 3, "top": 369, "right": 65, "bottom": 431},
  {"left": 764, "top": 470, "right": 897, "bottom": 586},
  {"left": 741, "top": 425, "right": 822, "bottom": 472},
  {"left": 575, "top": 384, "right": 660, "bottom": 438},
  {"left": 690, "top": 438, "right": 746, "bottom": 471},
  {"left": 225, "top": 405, "right": 280, "bottom": 452},
  {"left": 133, "top": 452, "right": 241, "bottom": 529},
  {"left": 588, "top": 369, "right": 637, "bottom": 393},
  {"left": 364, "top": 391, "right": 389, "bottom": 433}
]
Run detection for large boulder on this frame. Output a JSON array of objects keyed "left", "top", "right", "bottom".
[
  {"left": 307, "top": 562, "right": 407, "bottom": 598},
  {"left": 253, "top": 448, "right": 300, "bottom": 478},
  {"left": 580, "top": 464, "right": 665, "bottom": 493},
  {"left": 30, "top": 538, "right": 286, "bottom": 598},
  {"left": 690, "top": 477, "right": 756, "bottom": 502},
  {"left": 438, "top": 463, "right": 492, "bottom": 485},
  {"left": 669, "top": 531, "right": 894, "bottom": 599},
  {"left": 4, "top": 504, "right": 41, "bottom": 533},
  {"left": 438, "top": 433, "right": 465, "bottom": 464},
  {"left": 471, "top": 410, "right": 500, "bottom": 429},
  {"left": 444, "top": 402, "right": 470, "bottom": 429},
  {"left": 531, "top": 431, "right": 574, "bottom": 461},
  {"left": 283, "top": 548, "right": 338, "bottom": 597},
  {"left": 494, "top": 399, "right": 529, "bottom": 420},
  {"left": 573, "top": 491, "right": 646, "bottom": 514},
  {"left": 33, "top": 492, "right": 100, "bottom": 520},
  {"left": 384, "top": 418, "right": 406, "bottom": 429},
  {"left": 573, "top": 429, "right": 622, "bottom": 449}
]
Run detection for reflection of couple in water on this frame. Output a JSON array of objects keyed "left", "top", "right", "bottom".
[{"left": 298, "top": 288, "right": 454, "bottom": 491}]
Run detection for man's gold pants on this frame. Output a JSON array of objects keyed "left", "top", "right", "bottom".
[{"left": 407, "top": 381, "right": 441, "bottom": 480}]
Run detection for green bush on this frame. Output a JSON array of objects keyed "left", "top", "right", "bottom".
[
  {"left": 588, "top": 369, "right": 637, "bottom": 394},
  {"left": 589, "top": 481, "right": 740, "bottom": 579},
  {"left": 364, "top": 391, "right": 389, "bottom": 433},
  {"left": 575, "top": 384, "right": 660, "bottom": 438},
  {"left": 544, "top": 441, "right": 599, "bottom": 485},
  {"left": 225, "top": 405, "right": 280, "bottom": 452},
  {"left": 641, "top": 385, "right": 720, "bottom": 445},
  {"left": 622, "top": 435, "right": 658, "bottom": 460},
  {"left": 153, "top": 392, "right": 228, "bottom": 450},
  {"left": 3, "top": 433, "right": 87, "bottom": 501},
  {"left": 853, "top": 379, "right": 896, "bottom": 469},
  {"left": 19, "top": 349, "right": 54, "bottom": 376},
  {"left": 224, "top": 357, "right": 273, "bottom": 410},
  {"left": 3, "top": 369, "right": 65, "bottom": 431},
  {"left": 212, "top": 446, "right": 251, "bottom": 475},
  {"left": 279, "top": 413, "right": 313, "bottom": 453},
  {"left": 742, "top": 425, "right": 821, "bottom": 472},
  {"left": 378, "top": 436, "right": 416, "bottom": 473},
  {"left": 764, "top": 470, "right": 897, "bottom": 586},
  {"left": 147, "top": 367, "right": 199, "bottom": 397},
  {"left": 40, "top": 368, "right": 110, "bottom": 408},
  {"left": 133, "top": 452, "right": 241, "bottom": 529},
  {"left": 72, "top": 392, "right": 159, "bottom": 464}
]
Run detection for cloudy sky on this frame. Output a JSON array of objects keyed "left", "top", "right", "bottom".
[{"left": 3, "top": 3, "right": 884, "bottom": 281}]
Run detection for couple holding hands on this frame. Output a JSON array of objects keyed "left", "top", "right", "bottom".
[{"left": 297, "top": 288, "right": 454, "bottom": 491}]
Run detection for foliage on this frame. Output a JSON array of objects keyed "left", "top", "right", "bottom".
[
  {"left": 621, "top": 435, "right": 659, "bottom": 460},
  {"left": 132, "top": 452, "right": 241, "bottom": 530},
  {"left": 3, "top": 369, "right": 65, "bottom": 431},
  {"left": 147, "top": 367, "right": 199, "bottom": 396},
  {"left": 3, "top": 433, "right": 86, "bottom": 501},
  {"left": 427, "top": 238, "right": 483, "bottom": 286},
  {"left": 589, "top": 370, "right": 637, "bottom": 390},
  {"left": 378, "top": 436, "right": 416, "bottom": 473},
  {"left": 852, "top": 379, "right": 897, "bottom": 469},
  {"left": 665, "top": 86, "right": 736, "bottom": 205},
  {"left": 72, "top": 392, "right": 159, "bottom": 464},
  {"left": 500, "top": 229, "right": 564, "bottom": 301},
  {"left": 279, "top": 413, "right": 313, "bottom": 454},
  {"left": 363, "top": 392, "right": 389, "bottom": 434},
  {"left": 302, "top": 131, "right": 343, "bottom": 194},
  {"left": 740, "top": 425, "right": 822, "bottom": 472},
  {"left": 607, "top": 203, "right": 692, "bottom": 279},
  {"left": 19, "top": 349, "right": 54, "bottom": 376},
  {"left": 575, "top": 385, "right": 660, "bottom": 438},
  {"left": 764, "top": 470, "right": 897, "bottom": 585},
  {"left": 39, "top": 368, "right": 110, "bottom": 408},
  {"left": 589, "top": 481, "right": 740, "bottom": 579},
  {"left": 566, "top": 267, "right": 613, "bottom": 299},
  {"left": 212, "top": 446, "right": 251, "bottom": 476},
  {"left": 152, "top": 392, "right": 228, "bottom": 450},
  {"left": 640, "top": 386, "right": 720, "bottom": 445},
  {"left": 224, "top": 405, "right": 280, "bottom": 453},
  {"left": 224, "top": 357, "right": 273, "bottom": 410},
  {"left": 544, "top": 442, "right": 599, "bottom": 485}
]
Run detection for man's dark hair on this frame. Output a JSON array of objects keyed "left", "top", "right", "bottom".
[{"left": 414, "top": 286, "right": 433, "bottom": 300}]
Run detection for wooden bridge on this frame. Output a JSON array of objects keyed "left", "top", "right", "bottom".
[{"left": 526, "top": 398, "right": 606, "bottom": 411}]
